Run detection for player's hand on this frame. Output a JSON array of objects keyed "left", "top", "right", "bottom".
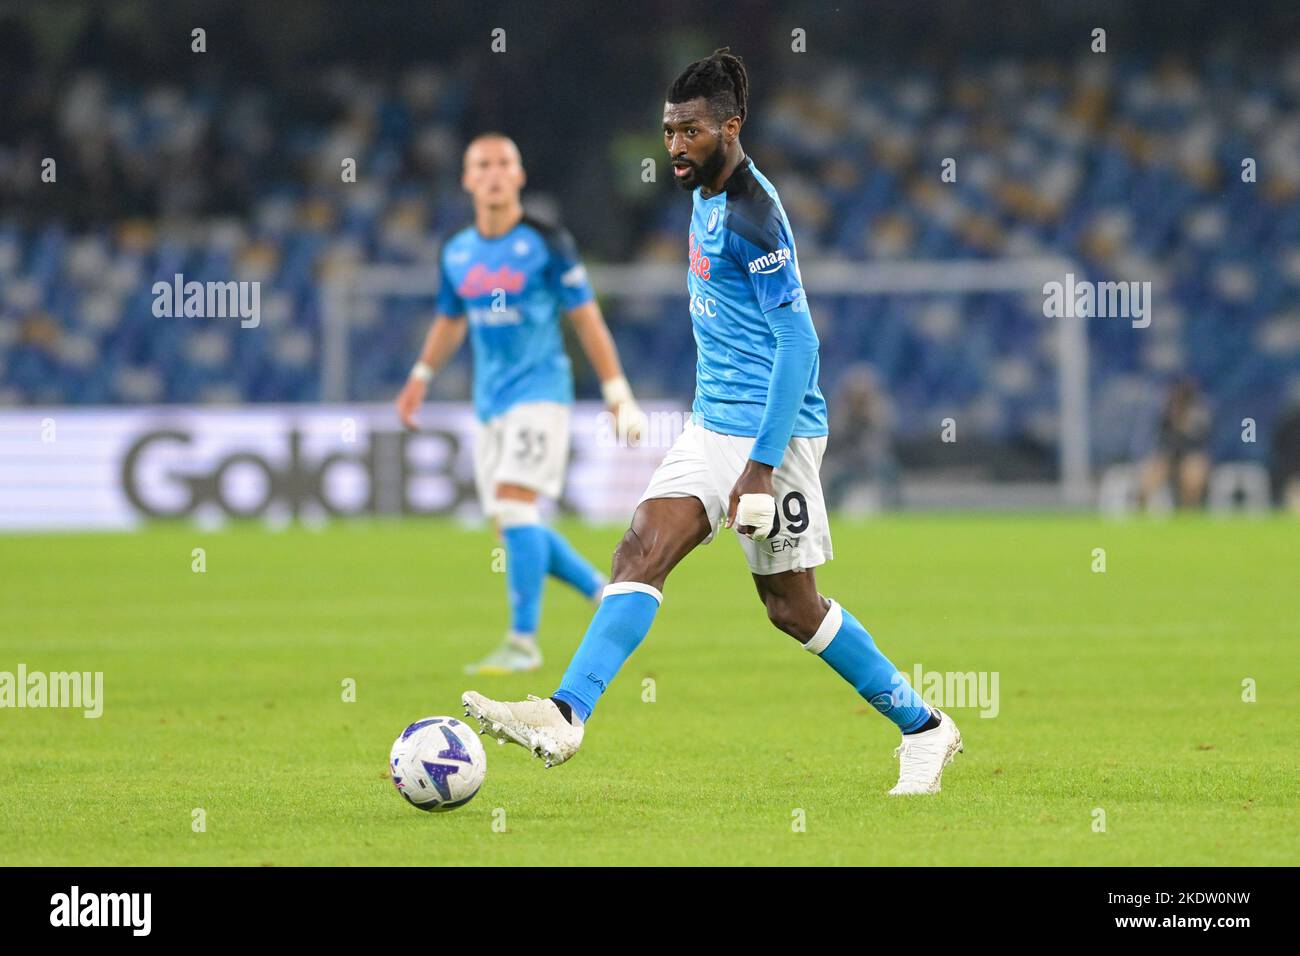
[
  {"left": 609, "top": 399, "right": 648, "bottom": 446},
  {"left": 601, "top": 376, "right": 647, "bottom": 446},
  {"left": 396, "top": 376, "right": 428, "bottom": 431},
  {"left": 726, "top": 459, "right": 776, "bottom": 541}
]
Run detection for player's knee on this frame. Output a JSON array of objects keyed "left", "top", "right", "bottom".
[
  {"left": 611, "top": 524, "right": 677, "bottom": 591},
  {"left": 495, "top": 482, "right": 537, "bottom": 503},
  {"left": 611, "top": 525, "right": 651, "bottom": 578},
  {"left": 763, "top": 593, "right": 817, "bottom": 642},
  {"left": 495, "top": 498, "right": 540, "bottom": 528}
]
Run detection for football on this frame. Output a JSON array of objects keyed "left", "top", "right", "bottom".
[{"left": 389, "top": 717, "right": 487, "bottom": 812}]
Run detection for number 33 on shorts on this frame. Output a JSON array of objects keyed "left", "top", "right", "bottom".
[
  {"left": 512, "top": 427, "right": 548, "bottom": 466},
  {"left": 473, "top": 402, "right": 571, "bottom": 512}
]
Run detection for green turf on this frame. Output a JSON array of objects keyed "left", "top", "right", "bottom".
[{"left": 1, "top": 515, "right": 1297, "bottom": 866}]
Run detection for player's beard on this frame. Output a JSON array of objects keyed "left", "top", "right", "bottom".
[{"left": 674, "top": 139, "right": 727, "bottom": 192}]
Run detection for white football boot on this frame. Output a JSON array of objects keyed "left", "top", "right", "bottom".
[
  {"left": 889, "top": 710, "right": 963, "bottom": 795},
  {"left": 463, "top": 634, "right": 542, "bottom": 675},
  {"left": 462, "top": 691, "right": 584, "bottom": 767}
]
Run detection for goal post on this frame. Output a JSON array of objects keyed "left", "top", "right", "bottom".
[{"left": 321, "top": 256, "right": 1090, "bottom": 507}]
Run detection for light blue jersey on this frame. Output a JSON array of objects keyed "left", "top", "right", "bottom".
[
  {"left": 686, "top": 157, "right": 828, "bottom": 466},
  {"left": 436, "top": 216, "right": 595, "bottom": 421}
]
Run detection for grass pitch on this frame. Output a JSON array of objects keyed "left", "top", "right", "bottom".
[{"left": 2, "top": 515, "right": 1297, "bottom": 866}]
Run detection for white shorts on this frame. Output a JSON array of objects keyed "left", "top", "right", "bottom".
[
  {"left": 638, "top": 418, "right": 833, "bottom": 575},
  {"left": 474, "top": 401, "right": 571, "bottom": 516}
]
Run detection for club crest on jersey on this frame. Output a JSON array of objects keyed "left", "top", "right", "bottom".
[
  {"left": 688, "top": 232, "right": 711, "bottom": 280},
  {"left": 706, "top": 207, "right": 720, "bottom": 233},
  {"left": 748, "top": 248, "right": 792, "bottom": 275}
]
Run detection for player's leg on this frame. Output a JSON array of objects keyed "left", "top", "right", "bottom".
[
  {"left": 737, "top": 432, "right": 961, "bottom": 794},
  {"left": 464, "top": 409, "right": 549, "bottom": 674},
  {"left": 1177, "top": 449, "right": 1210, "bottom": 508},
  {"left": 463, "top": 420, "right": 721, "bottom": 765},
  {"left": 751, "top": 565, "right": 962, "bottom": 795},
  {"left": 503, "top": 402, "right": 604, "bottom": 603},
  {"left": 752, "top": 567, "right": 932, "bottom": 732},
  {"left": 1138, "top": 452, "right": 1171, "bottom": 510},
  {"left": 464, "top": 496, "right": 711, "bottom": 765},
  {"left": 551, "top": 495, "right": 711, "bottom": 722},
  {"left": 466, "top": 403, "right": 600, "bottom": 673},
  {"left": 541, "top": 522, "right": 606, "bottom": 604},
  {"left": 482, "top": 482, "right": 548, "bottom": 672}
]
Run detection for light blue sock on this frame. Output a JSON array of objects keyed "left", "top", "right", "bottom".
[
  {"left": 543, "top": 527, "right": 605, "bottom": 600},
  {"left": 502, "top": 524, "right": 548, "bottom": 636},
  {"left": 553, "top": 584, "right": 661, "bottom": 722},
  {"left": 806, "top": 600, "right": 932, "bottom": 733}
]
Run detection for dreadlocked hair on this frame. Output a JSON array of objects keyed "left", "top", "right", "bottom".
[{"left": 666, "top": 47, "right": 749, "bottom": 124}]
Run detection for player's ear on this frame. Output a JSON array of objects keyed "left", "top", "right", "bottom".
[{"left": 724, "top": 115, "right": 743, "bottom": 144}]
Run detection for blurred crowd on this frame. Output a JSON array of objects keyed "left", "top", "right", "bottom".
[{"left": 1, "top": 4, "right": 1298, "bottom": 502}]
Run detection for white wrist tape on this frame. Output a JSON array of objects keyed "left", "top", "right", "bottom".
[
  {"left": 735, "top": 493, "right": 777, "bottom": 541},
  {"left": 618, "top": 402, "right": 648, "bottom": 444},
  {"left": 410, "top": 361, "right": 434, "bottom": 383},
  {"left": 601, "top": 375, "right": 633, "bottom": 407}
]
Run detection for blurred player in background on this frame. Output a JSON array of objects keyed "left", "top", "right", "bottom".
[
  {"left": 1138, "top": 376, "right": 1212, "bottom": 510},
  {"left": 823, "top": 363, "right": 900, "bottom": 513},
  {"left": 1271, "top": 381, "right": 1300, "bottom": 510},
  {"left": 397, "top": 133, "right": 646, "bottom": 674},
  {"left": 465, "top": 51, "right": 962, "bottom": 796}
]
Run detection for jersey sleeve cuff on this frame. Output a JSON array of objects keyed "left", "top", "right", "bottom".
[
  {"left": 749, "top": 441, "right": 785, "bottom": 468},
  {"left": 564, "top": 291, "right": 596, "bottom": 310}
]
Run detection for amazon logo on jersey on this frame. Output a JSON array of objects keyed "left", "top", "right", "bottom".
[{"left": 747, "top": 248, "right": 792, "bottom": 274}]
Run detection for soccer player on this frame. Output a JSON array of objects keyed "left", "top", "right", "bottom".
[
  {"left": 463, "top": 51, "right": 962, "bottom": 794},
  {"left": 397, "top": 133, "right": 646, "bottom": 675}
]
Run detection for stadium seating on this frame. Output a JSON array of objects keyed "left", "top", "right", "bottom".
[{"left": 2, "top": 54, "right": 1297, "bottom": 467}]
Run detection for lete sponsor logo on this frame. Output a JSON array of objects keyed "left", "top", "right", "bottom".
[
  {"left": 457, "top": 264, "right": 526, "bottom": 298},
  {"left": 688, "top": 232, "right": 711, "bottom": 280}
]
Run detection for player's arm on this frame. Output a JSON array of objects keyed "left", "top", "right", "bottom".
[
  {"left": 749, "top": 297, "right": 818, "bottom": 465},
  {"left": 548, "top": 225, "right": 646, "bottom": 442},
  {"left": 397, "top": 247, "right": 469, "bottom": 431},
  {"left": 396, "top": 312, "right": 467, "bottom": 430},
  {"left": 725, "top": 226, "right": 818, "bottom": 538},
  {"left": 727, "top": 299, "right": 818, "bottom": 535},
  {"left": 566, "top": 300, "right": 646, "bottom": 441}
]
